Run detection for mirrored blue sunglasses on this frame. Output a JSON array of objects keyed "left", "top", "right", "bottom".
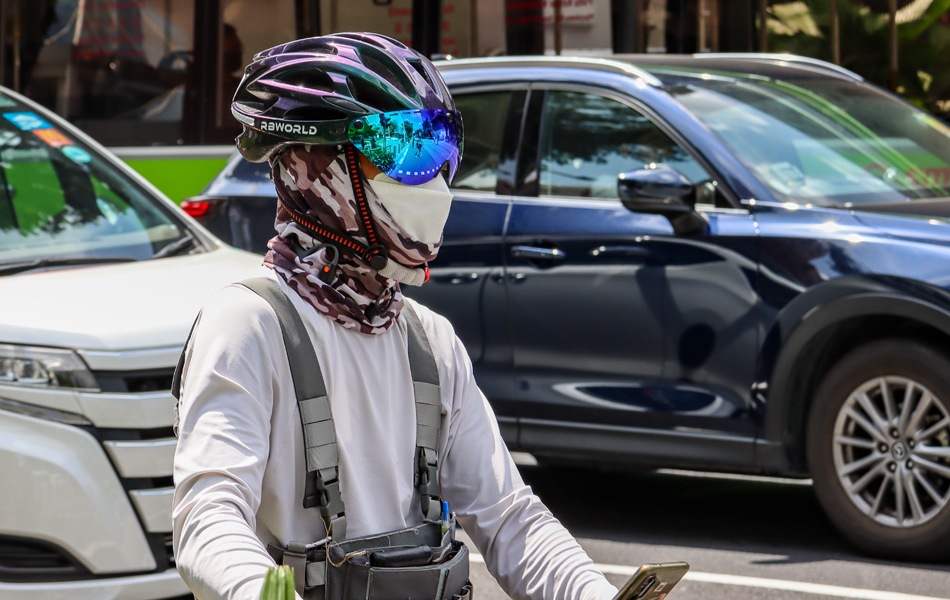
[{"left": 348, "top": 109, "right": 463, "bottom": 186}]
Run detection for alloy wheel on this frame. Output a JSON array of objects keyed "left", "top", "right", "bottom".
[{"left": 832, "top": 376, "right": 950, "bottom": 528}]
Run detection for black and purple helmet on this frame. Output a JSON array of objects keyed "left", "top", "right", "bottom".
[{"left": 231, "top": 32, "right": 459, "bottom": 164}]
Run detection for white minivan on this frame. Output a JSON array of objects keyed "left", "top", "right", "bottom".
[{"left": 0, "top": 86, "right": 263, "bottom": 599}]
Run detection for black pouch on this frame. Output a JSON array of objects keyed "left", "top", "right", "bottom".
[
  {"left": 334, "top": 540, "right": 469, "bottom": 600},
  {"left": 271, "top": 521, "right": 471, "bottom": 600},
  {"left": 325, "top": 521, "right": 469, "bottom": 600}
]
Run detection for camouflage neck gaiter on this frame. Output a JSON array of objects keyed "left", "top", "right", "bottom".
[{"left": 263, "top": 145, "right": 441, "bottom": 334}]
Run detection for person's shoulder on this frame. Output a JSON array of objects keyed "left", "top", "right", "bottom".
[
  {"left": 402, "top": 297, "right": 457, "bottom": 343},
  {"left": 196, "top": 269, "right": 283, "bottom": 331},
  {"left": 401, "top": 297, "right": 472, "bottom": 373}
]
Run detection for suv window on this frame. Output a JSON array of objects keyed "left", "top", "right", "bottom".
[
  {"left": 672, "top": 77, "right": 950, "bottom": 205},
  {"left": 452, "top": 91, "right": 512, "bottom": 192},
  {"left": 539, "top": 91, "right": 711, "bottom": 199}
]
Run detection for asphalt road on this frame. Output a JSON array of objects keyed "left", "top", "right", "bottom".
[{"left": 463, "top": 457, "right": 950, "bottom": 600}]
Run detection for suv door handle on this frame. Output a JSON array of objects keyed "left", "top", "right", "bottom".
[
  {"left": 491, "top": 272, "right": 526, "bottom": 284},
  {"left": 429, "top": 272, "right": 479, "bottom": 285},
  {"left": 589, "top": 245, "right": 652, "bottom": 258},
  {"left": 510, "top": 245, "right": 567, "bottom": 262}
]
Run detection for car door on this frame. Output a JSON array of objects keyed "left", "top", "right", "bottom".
[
  {"left": 505, "top": 84, "right": 762, "bottom": 468},
  {"left": 402, "top": 85, "right": 521, "bottom": 432}
]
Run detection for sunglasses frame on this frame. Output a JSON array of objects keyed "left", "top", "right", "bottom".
[{"left": 244, "top": 108, "right": 464, "bottom": 185}]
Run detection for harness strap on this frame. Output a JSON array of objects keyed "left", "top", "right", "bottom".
[
  {"left": 238, "top": 277, "right": 443, "bottom": 528},
  {"left": 403, "top": 304, "right": 443, "bottom": 521},
  {"left": 240, "top": 277, "right": 347, "bottom": 538}
]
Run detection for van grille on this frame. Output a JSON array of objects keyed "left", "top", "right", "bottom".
[
  {"left": 95, "top": 368, "right": 175, "bottom": 393},
  {"left": 0, "top": 536, "right": 89, "bottom": 582},
  {"left": 89, "top": 366, "right": 178, "bottom": 573},
  {"left": 147, "top": 532, "right": 177, "bottom": 569}
]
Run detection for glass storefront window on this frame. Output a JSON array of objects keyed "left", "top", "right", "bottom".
[
  {"left": 219, "top": 1, "right": 296, "bottom": 132},
  {"left": 5, "top": 0, "right": 299, "bottom": 147},
  {"left": 26, "top": 0, "right": 197, "bottom": 145},
  {"left": 327, "top": 0, "right": 474, "bottom": 57},
  {"left": 5, "top": 0, "right": 948, "bottom": 150}
]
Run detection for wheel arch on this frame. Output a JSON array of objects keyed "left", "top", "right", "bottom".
[{"left": 758, "top": 276, "right": 950, "bottom": 474}]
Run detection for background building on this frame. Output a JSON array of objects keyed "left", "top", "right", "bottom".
[{"left": 2, "top": 0, "right": 948, "bottom": 200}]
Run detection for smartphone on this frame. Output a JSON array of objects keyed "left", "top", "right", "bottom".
[{"left": 613, "top": 561, "right": 690, "bottom": 600}]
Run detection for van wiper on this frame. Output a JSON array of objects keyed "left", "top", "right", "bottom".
[
  {"left": 0, "top": 257, "right": 137, "bottom": 276},
  {"left": 152, "top": 230, "right": 198, "bottom": 259}
]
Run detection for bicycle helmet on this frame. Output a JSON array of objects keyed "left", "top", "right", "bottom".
[{"left": 232, "top": 32, "right": 457, "bottom": 163}]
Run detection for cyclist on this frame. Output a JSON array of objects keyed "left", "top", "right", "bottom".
[{"left": 172, "top": 32, "right": 619, "bottom": 600}]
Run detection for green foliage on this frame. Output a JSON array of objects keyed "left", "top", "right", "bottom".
[
  {"left": 766, "top": 0, "right": 950, "bottom": 119},
  {"left": 260, "top": 565, "right": 296, "bottom": 600}
]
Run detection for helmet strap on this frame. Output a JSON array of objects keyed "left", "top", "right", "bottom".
[
  {"left": 278, "top": 198, "right": 373, "bottom": 263},
  {"left": 364, "top": 285, "right": 394, "bottom": 321},
  {"left": 343, "top": 144, "right": 430, "bottom": 287},
  {"left": 343, "top": 144, "right": 386, "bottom": 255}
]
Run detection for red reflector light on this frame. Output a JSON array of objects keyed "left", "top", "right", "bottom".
[{"left": 181, "top": 197, "right": 217, "bottom": 220}]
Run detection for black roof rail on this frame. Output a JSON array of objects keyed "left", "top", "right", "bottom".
[
  {"left": 692, "top": 53, "right": 864, "bottom": 81},
  {"left": 435, "top": 55, "right": 663, "bottom": 87}
]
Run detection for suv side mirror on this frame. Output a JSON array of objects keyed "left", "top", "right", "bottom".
[{"left": 617, "top": 164, "right": 707, "bottom": 235}]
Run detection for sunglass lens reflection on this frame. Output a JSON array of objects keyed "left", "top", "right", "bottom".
[{"left": 350, "top": 110, "right": 461, "bottom": 185}]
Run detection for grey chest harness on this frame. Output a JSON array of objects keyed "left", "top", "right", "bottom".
[{"left": 174, "top": 277, "right": 471, "bottom": 600}]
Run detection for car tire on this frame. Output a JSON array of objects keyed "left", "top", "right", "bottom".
[{"left": 806, "top": 339, "right": 950, "bottom": 561}]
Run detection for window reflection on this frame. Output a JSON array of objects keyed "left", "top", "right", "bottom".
[
  {"left": 538, "top": 91, "right": 708, "bottom": 199},
  {"left": 0, "top": 104, "right": 186, "bottom": 260},
  {"left": 452, "top": 92, "right": 511, "bottom": 192},
  {"left": 674, "top": 77, "right": 950, "bottom": 204}
]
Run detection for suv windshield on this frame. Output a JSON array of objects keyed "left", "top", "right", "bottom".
[
  {"left": 0, "top": 94, "right": 200, "bottom": 269},
  {"left": 669, "top": 73, "right": 950, "bottom": 206}
]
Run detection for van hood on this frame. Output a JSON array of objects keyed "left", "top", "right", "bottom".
[{"left": 0, "top": 248, "right": 266, "bottom": 351}]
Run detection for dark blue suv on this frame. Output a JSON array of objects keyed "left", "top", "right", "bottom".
[{"left": 187, "top": 54, "right": 950, "bottom": 562}]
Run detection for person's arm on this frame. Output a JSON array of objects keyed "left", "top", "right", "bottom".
[
  {"left": 172, "top": 286, "right": 295, "bottom": 600},
  {"left": 427, "top": 312, "right": 619, "bottom": 600}
]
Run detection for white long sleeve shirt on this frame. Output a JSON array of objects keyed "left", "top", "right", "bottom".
[{"left": 172, "top": 269, "right": 618, "bottom": 600}]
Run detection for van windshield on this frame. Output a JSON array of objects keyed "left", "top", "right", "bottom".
[{"left": 0, "top": 96, "right": 200, "bottom": 267}]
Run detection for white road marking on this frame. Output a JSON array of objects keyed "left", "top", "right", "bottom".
[
  {"left": 501, "top": 457, "right": 940, "bottom": 598},
  {"left": 469, "top": 554, "right": 949, "bottom": 600},
  {"left": 655, "top": 467, "right": 813, "bottom": 486}
]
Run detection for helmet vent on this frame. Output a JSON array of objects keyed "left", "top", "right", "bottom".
[
  {"left": 278, "top": 69, "right": 334, "bottom": 93},
  {"left": 359, "top": 53, "right": 415, "bottom": 100},
  {"left": 408, "top": 61, "right": 436, "bottom": 92},
  {"left": 348, "top": 76, "right": 405, "bottom": 112},
  {"left": 324, "top": 96, "right": 365, "bottom": 114},
  {"left": 284, "top": 107, "right": 347, "bottom": 122}
]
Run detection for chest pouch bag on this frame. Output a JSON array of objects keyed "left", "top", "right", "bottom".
[{"left": 228, "top": 278, "right": 471, "bottom": 600}]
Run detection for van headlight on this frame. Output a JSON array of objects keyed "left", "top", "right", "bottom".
[{"left": 0, "top": 344, "right": 99, "bottom": 390}]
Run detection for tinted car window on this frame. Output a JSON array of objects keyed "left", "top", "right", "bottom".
[
  {"left": 231, "top": 157, "right": 273, "bottom": 181},
  {"left": 539, "top": 91, "right": 710, "bottom": 199},
  {"left": 0, "top": 106, "right": 196, "bottom": 263},
  {"left": 452, "top": 91, "right": 511, "bottom": 192},
  {"left": 672, "top": 77, "right": 950, "bottom": 206}
]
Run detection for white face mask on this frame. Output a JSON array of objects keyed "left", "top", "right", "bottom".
[{"left": 368, "top": 173, "right": 454, "bottom": 244}]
